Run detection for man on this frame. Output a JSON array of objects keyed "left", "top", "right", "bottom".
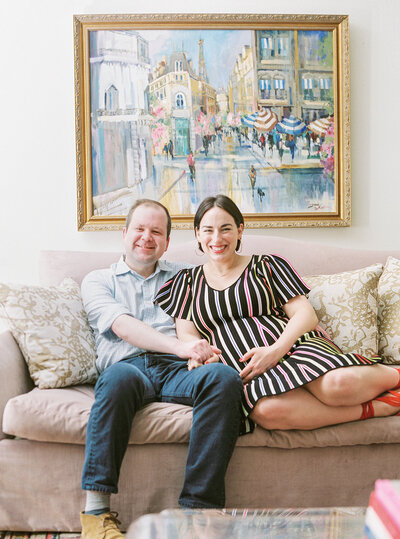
[{"left": 80, "top": 199, "right": 243, "bottom": 537}]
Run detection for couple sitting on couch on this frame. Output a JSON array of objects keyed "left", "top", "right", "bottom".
[{"left": 80, "top": 195, "right": 400, "bottom": 538}]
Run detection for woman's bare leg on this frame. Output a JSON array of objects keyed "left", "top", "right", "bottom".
[
  {"left": 249, "top": 387, "right": 362, "bottom": 430},
  {"left": 305, "top": 364, "right": 399, "bottom": 406},
  {"left": 250, "top": 375, "right": 400, "bottom": 431}
]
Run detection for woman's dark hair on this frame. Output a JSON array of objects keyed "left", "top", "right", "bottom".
[{"left": 194, "top": 195, "right": 244, "bottom": 252}]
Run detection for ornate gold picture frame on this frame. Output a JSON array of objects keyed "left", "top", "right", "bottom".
[{"left": 74, "top": 13, "right": 350, "bottom": 230}]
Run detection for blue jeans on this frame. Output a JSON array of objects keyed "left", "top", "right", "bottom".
[{"left": 82, "top": 353, "right": 243, "bottom": 508}]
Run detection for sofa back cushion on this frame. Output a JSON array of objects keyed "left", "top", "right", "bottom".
[
  {"left": 0, "top": 279, "right": 98, "bottom": 389},
  {"left": 378, "top": 257, "right": 400, "bottom": 363},
  {"left": 306, "top": 264, "right": 383, "bottom": 357},
  {"left": 39, "top": 239, "right": 400, "bottom": 286}
]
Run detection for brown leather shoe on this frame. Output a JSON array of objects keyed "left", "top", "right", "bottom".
[{"left": 80, "top": 511, "right": 124, "bottom": 538}]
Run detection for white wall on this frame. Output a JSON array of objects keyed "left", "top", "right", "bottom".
[{"left": 0, "top": 0, "right": 399, "bottom": 284}]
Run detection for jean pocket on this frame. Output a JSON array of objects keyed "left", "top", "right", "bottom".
[{"left": 145, "top": 353, "right": 181, "bottom": 369}]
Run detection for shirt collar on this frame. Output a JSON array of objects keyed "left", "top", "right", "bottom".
[{"left": 115, "top": 255, "right": 169, "bottom": 277}]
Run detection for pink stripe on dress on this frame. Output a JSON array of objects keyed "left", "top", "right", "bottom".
[
  {"left": 276, "top": 364, "right": 295, "bottom": 389},
  {"left": 178, "top": 284, "right": 190, "bottom": 319},
  {"left": 243, "top": 268, "right": 253, "bottom": 317}
]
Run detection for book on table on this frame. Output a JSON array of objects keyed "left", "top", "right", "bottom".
[{"left": 364, "top": 480, "right": 400, "bottom": 539}]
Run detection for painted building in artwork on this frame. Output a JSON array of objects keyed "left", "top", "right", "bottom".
[
  {"left": 254, "top": 30, "right": 334, "bottom": 122},
  {"left": 216, "top": 88, "right": 229, "bottom": 114},
  {"left": 148, "top": 41, "right": 217, "bottom": 156},
  {"left": 296, "top": 31, "right": 334, "bottom": 123},
  {"left": 89, "top": 30, "right": 153, "bottom": 199},
  {"left": 227, "top": 45, "right": 255, "bottom": 116}
]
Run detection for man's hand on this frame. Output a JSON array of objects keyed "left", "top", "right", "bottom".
[
  {"left": 187, "top": 352, "right": 220, "bottom": 371},
  {"left": 239, "top": 345, "right": 282, "bottom": 384},
  {"left": 176, "top": 339, "right": 221, "bottom": 364}
]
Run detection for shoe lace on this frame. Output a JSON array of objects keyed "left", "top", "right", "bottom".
[{"left": 102, "top": 511, "right": 122, "bottom": 530}]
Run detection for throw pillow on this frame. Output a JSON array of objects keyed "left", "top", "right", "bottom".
[
  {"left": 378, "top": 257, "right": 400, "bottom": 364},
  {"left": 305, "top": 264, "right": 383, "bottom": 357},
  {"left": 0, "top": 278, "right": 98, "bottom": 389}
]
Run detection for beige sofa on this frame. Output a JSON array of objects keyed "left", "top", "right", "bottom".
[{"left": 1, "top": 236, "right": 400, "bottom": 532}]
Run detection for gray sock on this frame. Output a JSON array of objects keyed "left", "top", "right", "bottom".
[{"left": 84, "top": 490, "right": 111, "bottom": 515}]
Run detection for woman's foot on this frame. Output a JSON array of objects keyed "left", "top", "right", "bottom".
[
  {"left": 360, "top": 368, "right": 400, "bottom": 420},
  {"left": 361, "top": 389, "right": 400, "bottom": 419},
  {"left": 375, "top": 389, "right": 400, "bottom": 416}
]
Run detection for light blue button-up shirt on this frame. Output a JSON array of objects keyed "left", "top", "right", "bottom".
[{"left": 81, "top": 256, "right": 190, "bottom": 372}]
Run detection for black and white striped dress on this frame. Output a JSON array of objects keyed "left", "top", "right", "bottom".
[{"left": 155, "top": 254, "right": 380, "bottom": 432}]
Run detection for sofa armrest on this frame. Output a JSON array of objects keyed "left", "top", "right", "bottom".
[{"left": 0, "top": 330, "right": 34, "bottom": 439}]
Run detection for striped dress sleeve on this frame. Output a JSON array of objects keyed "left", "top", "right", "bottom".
[
  {"left": 153, "top": 268, "right": 193, "bottom": 320},
  {"left": 259, "top": 255, "right": 310, "bottom": 308}
]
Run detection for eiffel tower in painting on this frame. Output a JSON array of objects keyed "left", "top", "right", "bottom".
[{"left": 198, "top": 38, "right": 209, "bottom": 83}]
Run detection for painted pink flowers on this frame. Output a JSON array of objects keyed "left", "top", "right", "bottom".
[
  {"left": 150, "top": 104, "right": 169, "bottom": 155},
  {"left": 320, "top": 120, "right": 335, "bottom": 179}
]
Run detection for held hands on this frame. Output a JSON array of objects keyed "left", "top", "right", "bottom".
[
  {"left": 239, "top": 345, "right": 283, "bottom": 384},
  {"left": 187, "top": 353, "right": 220, "bottom": 371},
  {"left": 176, "top": 339, "right": 221, "bottom": 369}
]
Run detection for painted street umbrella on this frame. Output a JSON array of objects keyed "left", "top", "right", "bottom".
[
  {"left": 253, "top": 109, "right": 278, "bottom": 132},
  {"left": 276, "top": 115, "right": 307, "bottom": 136},
  {"left": 241, "top": 112, "right": 258, "bottom": 128},
  {"left": 308, "top": 117, "right": 333, "bottom": 137}
]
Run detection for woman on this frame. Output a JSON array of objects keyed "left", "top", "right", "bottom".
[{"left": 155, "top": 195, "right": 400, "bottom": 433}]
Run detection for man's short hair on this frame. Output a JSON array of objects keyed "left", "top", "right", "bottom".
[{"left": 125, "top": 199, "right": 172, "bottom": 238}]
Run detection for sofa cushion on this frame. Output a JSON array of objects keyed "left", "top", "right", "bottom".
[
  {"left": 0, "top": 279, "right": 98, "bottom": 389},
  {"left": 378, "top": 257, "right": 400, "bottom": 364},
  {"left": 3, "top": 386, "right": 192, "bottom": 445},
  {"left": 4, "top": 385, "right": 400, "bottom": 450},
  {"left": 305, "top": 264, "right": 383, "bottom": 357}
]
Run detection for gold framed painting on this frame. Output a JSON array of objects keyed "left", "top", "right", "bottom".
[{"left": 74, "top": 13, "right": 350, "bottom": 230}]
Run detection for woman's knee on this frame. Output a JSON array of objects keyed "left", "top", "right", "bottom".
[
  {"left": 250, "top": 397, "right": 292, "bottom": 430},
  {"left": 316, "top": 368, "right": 361, "bottom": 405}
]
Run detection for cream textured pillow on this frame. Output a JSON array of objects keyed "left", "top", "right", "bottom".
[
  {"left": 378, "top": 257, "right": 400, "bottom": 364},
  {"left": 0, "top": 278, "right": 98, "bottom": 389},
  {"left": 305, "top": 264, "right": 383, "bottom": 357}
]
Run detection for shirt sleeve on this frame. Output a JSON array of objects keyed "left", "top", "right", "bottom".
[
  {"left": 258, "top": 255, "right": 310, "bottom": 308},
  {"left": 81, "top": 270, "right": 132, "bottom": 335},
  {"left": 154, "top": 269, "right": 193, "bottom": 320}
]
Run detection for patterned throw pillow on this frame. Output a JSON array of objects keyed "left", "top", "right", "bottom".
[
  {"left": 305, "top": 264, "right": 383, "bottom": 357},
  {"left": 0, "top": 278, "right": 98, "bottom": 389},
  {"left": 378, "top": 257, "right": 400, "bottom": 364}
]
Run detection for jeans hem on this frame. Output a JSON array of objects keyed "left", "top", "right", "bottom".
[
  {"left": 179, "top": 499, "right": 223, "bottom": 510},
  {"left": 82, "top": 484, "right": 118, "bottom": 494}
]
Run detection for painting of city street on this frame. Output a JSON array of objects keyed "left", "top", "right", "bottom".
[{"left": 74, "top": 14, "right": 350, "bottom": 229}]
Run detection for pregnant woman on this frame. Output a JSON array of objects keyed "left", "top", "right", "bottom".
[{"left": 155, "top": 195, "right": 400, "bottom": 433}]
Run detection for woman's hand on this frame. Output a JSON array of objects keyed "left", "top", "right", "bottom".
[
  {"left": 238, "top": 296, "right": 320, "bottom": 384},
  {"left": 239, "top": 345, "right": 283, "bottom": 384}
]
